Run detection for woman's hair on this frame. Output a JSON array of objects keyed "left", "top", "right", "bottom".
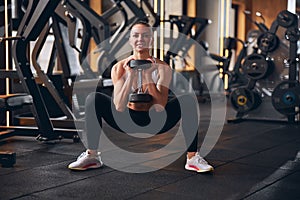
[
  {"left": 130, "top": 20, "right": 153, "bottom": 38},
  {"left": 130, "top": 20, "right": 151, "bottom": 29}
]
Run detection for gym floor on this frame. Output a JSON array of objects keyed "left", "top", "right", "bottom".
[{"left": 0, "top": 100, "right": 300, "bottom": 200}]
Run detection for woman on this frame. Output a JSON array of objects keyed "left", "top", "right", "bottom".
[{"left": 68, "top": 21, "right": 213, "bottom": 173}]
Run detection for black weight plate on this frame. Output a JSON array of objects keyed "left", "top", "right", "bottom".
[
  {"left": 277, "top": 10, "right": 297, "bottom": 28},
  {"left": 242, "top": 54, "right": 270, "bottom": 80},
  {"left": 257, "top": 32, "right": 279, "bottom": 52},
  {"left": 129, "top": 60, "right": 152, "bottom": 69},
  {"left": 129, "top": 93, "right": 153, "bottom": 102},
  {"left": 272, "top": 80, "right": 300, "bottom": 115},
  {"left": 230, "top": 87, "right": 257, "bottom": 113}
]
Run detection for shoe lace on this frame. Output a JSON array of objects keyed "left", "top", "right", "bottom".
[
  {"left": 77, "top": 151, "right": 87, "bottom": 160},
  {"left": 196, "top": 155, "right": 208, "bottom": 165}
]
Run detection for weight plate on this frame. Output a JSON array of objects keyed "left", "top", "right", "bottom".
[
  {"left": 257, "top": 32, "right": 279, "bottom": 52},
  {"left": 277, "top": 10, "right": 297, "bottom": 28},
  {"left": 129, "top": 60, "right": 152, "bottom": 69},
  {"left": 271, "top": 80, "right": 300, "bottom": 115},
  {"left": 242, "top": 54, "right": 272, "bottom": 80},
  {"left": 230, "top": 87, "right": 261, "bottom": 113},
  {"left": 129, "top": 93, "right": 153, "bottom": 102}
]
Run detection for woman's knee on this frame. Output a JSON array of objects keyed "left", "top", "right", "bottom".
[
  {"left": 86, "top": 92, "right": 109, "bottom": 104},
  {"left": 85, "top": 92, "right": 110, "bottom": 112},
  {"left": 85, "top": 92, "right": 97, "bottom": 106}
]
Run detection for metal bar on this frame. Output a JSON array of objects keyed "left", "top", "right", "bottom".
[
  {"left": 12, "top": 0, "right": 61, "bottom": 139},
  {"left": 0, "top": 69, "right": 19, "bottom": 79}
]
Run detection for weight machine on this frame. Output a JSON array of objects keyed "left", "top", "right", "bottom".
[
  {"left": 0, "top": 0, "right": 81, "bottom": 142},
  {"left": 0, "top": 0, "right": 159, "bottom": 142},
  {"left": 162, "top": 15, "right": 213, "bottom": 98},
  {"left": 25, "top": 0, "right": 113, "bottom": 121},
  {"left": 209, "top": 36, "right": 249, "bottom": 93},
  {"left": 0, "top": 0, "right": 160, "bottom": 167},
  {"left": 164, "top": 15, "right": 211, "bottom": 69},
  {"left": 42, "top": 0, "right": 158, "bottom": 115},
  {"left": 208, "top": 11, "right": 274, "bottom": 95},
  {"left": 229, "top": 10, "right": 300, "bottom": 124}
]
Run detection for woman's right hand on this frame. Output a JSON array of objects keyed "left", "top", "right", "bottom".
[{"left": 123, "top": 57, "right": 137, "bottom": 81}]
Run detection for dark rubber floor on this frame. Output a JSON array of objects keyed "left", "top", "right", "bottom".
[{"left": 0, "top": 100, "right": 300, "bottom": 200}]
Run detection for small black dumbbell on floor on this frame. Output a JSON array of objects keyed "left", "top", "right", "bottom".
[{"left": 0, "top": 151, "right": 16, "bottom": 167}]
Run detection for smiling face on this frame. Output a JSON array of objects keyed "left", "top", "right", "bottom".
[{"left": 129, "top": 23, "right": 153, "bottom": 53}]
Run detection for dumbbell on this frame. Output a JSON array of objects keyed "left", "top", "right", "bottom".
[
  {"left": 0, "top": 151, "right": 16, "bottom": 167},
  {"left": 128, "top": 60, "right": 153, "bottom": 103}
]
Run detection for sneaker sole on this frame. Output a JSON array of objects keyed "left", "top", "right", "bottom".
[
  {"left": 68, "top": 163, "right": 103, "bottom": 171},
  {"left": 185, "top": 165, "right": 214, "bottom": 173}
]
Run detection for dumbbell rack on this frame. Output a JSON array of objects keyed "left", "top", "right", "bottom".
[{"left": 228, "top": 10, "right": 300, "bottom": 124}]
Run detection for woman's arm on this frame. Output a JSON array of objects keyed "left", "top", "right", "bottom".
[
  {"left": 111, "top": 60, "right": 137, "bottom": 111},
  {"left": 144, "top": 61, "right": 172, "bottom": 112}
]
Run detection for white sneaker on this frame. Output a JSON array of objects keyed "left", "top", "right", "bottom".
[
  {"left": 68, "top": 150, "right": 103, "bottom": 170},
  {"left": 185, "top": 152, "right": 214, "bottom": 173}
]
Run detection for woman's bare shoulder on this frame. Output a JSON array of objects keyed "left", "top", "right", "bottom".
[
  {"left": 155, "top": 58, "right": 168, "bottom": 65},
  {"left": 112, "top": 59, "right": 127, "bottom": 71},
  {"left": 111, "top": 60, "right": 128, "bottom": 80}
]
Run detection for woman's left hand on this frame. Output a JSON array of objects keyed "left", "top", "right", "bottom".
[{"left": 144, "top": 58, "right": 157, "bottom": 77}]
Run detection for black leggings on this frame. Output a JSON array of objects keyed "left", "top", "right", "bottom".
[{"left": 85, "top": 92, "right": 199, "bottom": 152}]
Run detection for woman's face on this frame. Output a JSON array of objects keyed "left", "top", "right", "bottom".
[{"left": 129, "top": 24, "right": 153, "bottom": 52}]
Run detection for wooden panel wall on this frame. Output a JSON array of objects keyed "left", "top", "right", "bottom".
[
  {"left": 89, "top": 0, "right": 102, "bottom": 72},
  {"left": 186, "top": 0, "right": 197, "bottom": 69},
  {"left": 233, "top": 0, "right": 288, "bottom": 38},
  {"left": 250, "top": 0, "right": 288, "bottom": 29}
]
